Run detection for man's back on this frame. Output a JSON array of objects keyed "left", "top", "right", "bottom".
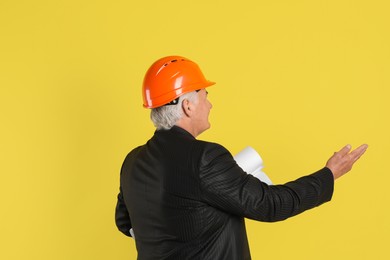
[{"left": 119, "top": 126, "right": 251, "bottom": 259}]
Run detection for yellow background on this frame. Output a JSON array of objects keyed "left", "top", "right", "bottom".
[{"left": 1, "top": 0, "right": 389, "bottom": 259}]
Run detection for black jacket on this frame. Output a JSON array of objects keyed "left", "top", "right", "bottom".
[{"left": 115, "top": 126, "right": 334, "bottom": 259}]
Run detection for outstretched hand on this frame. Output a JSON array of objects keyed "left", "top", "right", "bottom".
[{"left": 326, "top": 144, "right": 368, "bottom": 180}]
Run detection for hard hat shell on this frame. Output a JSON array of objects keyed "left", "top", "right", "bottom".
[{"left": 142, "top": 56, "right": 215, "bottom": 108}]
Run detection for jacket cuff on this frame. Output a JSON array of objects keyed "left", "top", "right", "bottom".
[{"left": 312, "top": 167, "right": 334, "bottom": 204}]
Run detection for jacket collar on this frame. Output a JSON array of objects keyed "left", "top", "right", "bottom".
[{"left": 156, "top": 125, "right": 195, "bottom": 140}]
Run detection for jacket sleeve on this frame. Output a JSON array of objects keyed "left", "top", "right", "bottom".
[
  {"left": 115, "top": 187, "right": 132, "bottom": 237},
  {"left": 198, "top": 142, "right": 334, "bottom": 222}
]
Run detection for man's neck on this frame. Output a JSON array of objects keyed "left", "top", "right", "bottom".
[{"left": 175, "top": 120, "right": 197, "bottom": 138}]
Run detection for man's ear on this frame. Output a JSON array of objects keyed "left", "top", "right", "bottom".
[{"left": 182, "top": 99, "right": 191, "bottom": 117}]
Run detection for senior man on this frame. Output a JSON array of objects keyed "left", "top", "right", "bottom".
[{"left": 115, "top": 56, "right": 368, "bottom": 260}]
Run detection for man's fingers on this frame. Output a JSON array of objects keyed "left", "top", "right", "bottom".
[
  {"left": 350, "top": 144, "right": 369, "bottom": 161},
  {"left": 338, "top": 144, "right": 352, "bottom": 156}
]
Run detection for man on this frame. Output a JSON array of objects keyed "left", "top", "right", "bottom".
[{"left": 115, "top": 56, "right": 368, "bottom": 259}]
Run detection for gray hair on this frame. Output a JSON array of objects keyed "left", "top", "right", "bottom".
[{"left": 150, "top": 91, "right": 199, "bottom": 130}]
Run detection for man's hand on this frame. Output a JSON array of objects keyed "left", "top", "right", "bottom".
[{"left": 326, "top": 144, "right": 368, "bottom": 180}]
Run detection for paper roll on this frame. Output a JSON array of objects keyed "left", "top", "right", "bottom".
[
  {"left": 252, "top": 169, "right": 273, "bottom": 186},
  {"left": 130, "top": 228, "right": 135, "bottom": 239},
  {"left": 234, "top": 146, "right": 273, "bottom": 185},
  {"left": 233, "top": 146, "right": 263, "bottom": 173}
]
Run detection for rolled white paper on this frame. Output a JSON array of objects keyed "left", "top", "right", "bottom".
[
  {"left": 251, "top": 169, "right": 273, "bottom": 186},
  {"left": 234, "top": 146, "right": 273, "bottom": 185},
  {"left": 130, "top": 228, "right": 135, "bottom": 239}
]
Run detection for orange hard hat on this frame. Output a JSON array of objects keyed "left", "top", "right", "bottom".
[{"left": 142, "top": 56, "right": 215, "bottom": 108}]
